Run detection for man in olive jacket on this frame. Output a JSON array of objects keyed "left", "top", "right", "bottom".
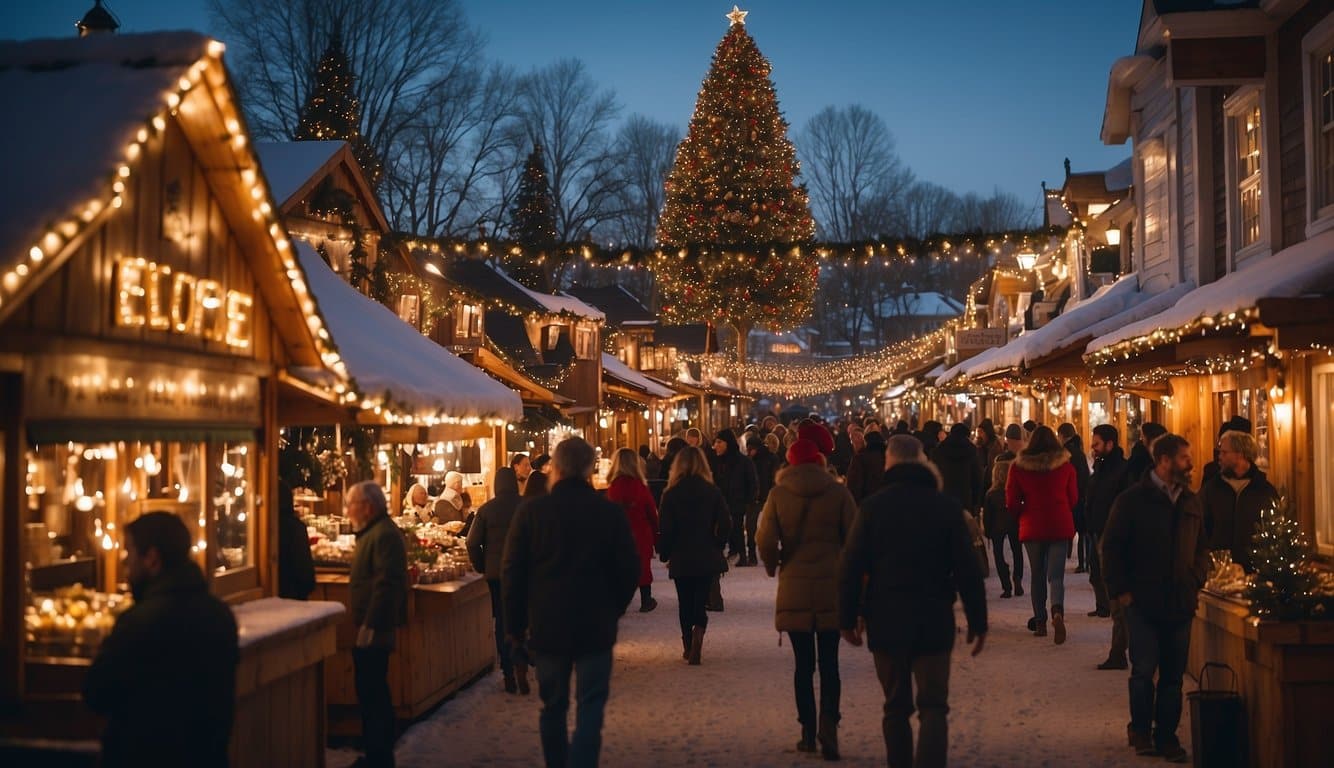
[
  {"left": 346, "top": 481, "right": 409, "bottom": 768},
  {"left": 84, "top": 513, "right": 238, "bottom": 768},
  {"left": 839, "top": 435, "right": 987, "bottom": 768},
  {"left": 1101, "top": 434, "right": 1209, "bottom": 763},
  {"left": 503, "top": 437, "right": 640, "bottom": 768}
]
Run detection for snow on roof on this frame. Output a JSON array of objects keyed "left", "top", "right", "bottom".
[
  {"left": 254, "top": 141, "right": 345, "bottom": 208},
  {"left": 294, "top": 241, "right": 521, "bottom": 421},
  {"left": 1086, "top": 230, "right": 1334, "bottom": 356},
  {"left": 0, "top": 31, "right": 211, "bottom": 273},
  {"left": 878, "top": 292, "right": 964, "bottom": 318},
  {"left": 602, "top": 354, "right": 675, "bottom": 399},
  {"left": 939, "top": 275, "right": 1139, "bottom": 382},
  {"left": 527, "top": 287, "right": 605, "bottom": 321},
  {"left": 1104, "top": 157, "right": 1133, "bottom": 192}
]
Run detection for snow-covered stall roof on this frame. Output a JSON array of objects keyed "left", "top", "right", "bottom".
[
  {"left": 879, "top": 292, "right": 965, "bottom": 318},
  {"left": 294, "top": 242, "right": 522, "bottom": 422},
  {"left": 1086, "top": 230, "right": 1334, "bottom": 358},
  {"left": 602, "top": 354, "right": 675, "bottom": 399},
  {"left": 524, "top": 286, "right": 605, "bottom": 321},
  {"left": 0, "top": 32, "right": 210, "bottom": 277},
  {"left": 939, "top": 275, "right": 1141, "bottom": 382},
  {"left": 254, "top": 141, "right": 345, "bottom": 208}
]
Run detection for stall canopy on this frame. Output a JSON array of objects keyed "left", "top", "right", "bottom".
[
  {"left": 1086, "top": 230, "right": 1334, "bottom": 361},
  {"left": 293, "top": 242, "right": 521, "bottom": 425},
  {"left": 602, "top": 353, "right": 675, "bottom": 400}
]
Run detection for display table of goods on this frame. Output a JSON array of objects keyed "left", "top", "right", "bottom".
[
  {"left": 308, "top": 514, "right": 474, "bottom": 585},
  {"left": 25, "top": 583, "right": 132, "bottom": 660}
]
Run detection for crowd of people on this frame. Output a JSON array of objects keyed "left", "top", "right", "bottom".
[{"left": 79, "top": 407, "right": 1281, "bottom": 768}]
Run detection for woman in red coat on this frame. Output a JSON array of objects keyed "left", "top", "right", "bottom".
[
  {"left": 1006, "top": 425, "right": 1078, "bottom": 644},
  {"left": 607, "top": 448, "right": 660, "bottom": 612}
]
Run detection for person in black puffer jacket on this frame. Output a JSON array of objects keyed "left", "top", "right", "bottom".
[
  {"left": 930, "top": 423, "right": 983, "bottom": 514},
  {"left": 467, "top": 467, "right": 526, "bottom": 693},
  {"left": 658, "top": 446, "right": 731, "bottom": 665},
  {"left": 846, "top": 430, "right": 888, "bottom": 503},
  {"left": 712, "top": 429, "right": 759, "bottom": 565}
]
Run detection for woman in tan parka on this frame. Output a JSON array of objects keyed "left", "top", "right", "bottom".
[{"left": 757, "top": 437, "right": 858, "bottom": 761}]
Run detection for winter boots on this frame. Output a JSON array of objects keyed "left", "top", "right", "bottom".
[
  {"left": 1033, "top": 620, "right": 1048, "bottom": 637},
  {"left": 639, "top": 586, "right": 658, "bottom": 612},
  {"left": 817, "top": 713, "right": 840, "bottom": 761},
  {"left": 796, "top": 723, "right": 817, "bottom": 753},
  {"left": 503, "top": 671, "right": 517, "bottom": 694},
  {"left": 687, "top": 626, "right": 705, "bottom": 665},
  {"left": 1052, "top": 608, "right": 1067, "bottom": 645}
]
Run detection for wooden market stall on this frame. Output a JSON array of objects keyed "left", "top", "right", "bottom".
[
  {"left": 0, "top": 32, "right": 347, "bottom": 766},
  {"left": 1082, "top": 229, "right": 1334, "bottom": 768},
  {"left": 283, "top": 240, "right": 522, "bottom": 727}
]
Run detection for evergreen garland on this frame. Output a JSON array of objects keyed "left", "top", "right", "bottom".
[
  {"left": 506, "top": 144, "right": 559, "bottom": 291},
  {"left": 1244, "top": 497, "right": 1319, "bottom": 621}
]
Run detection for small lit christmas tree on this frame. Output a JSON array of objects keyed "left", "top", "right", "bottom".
[
  {"left": 655, "top": 6, "right": 817, "bottom": 368},
  {"left": 506, "top": 144, "right": 559, "bottom": 292},
  {"left": 295, "top": 32, "right": 380, "bottom": 185},
  {"left": 1244, "top": 497, "right": 1318, "bottom": 621}
]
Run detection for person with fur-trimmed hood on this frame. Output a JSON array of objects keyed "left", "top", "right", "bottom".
[{"left": 1006, "top": 425, "right": 1078, "bottom": 644}]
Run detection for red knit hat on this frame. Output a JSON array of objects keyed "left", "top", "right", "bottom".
[
  {"left": 797, "top": 422, "right": 835, "bottom": 455},
  {"left": 787, "top": 438, "right": 824, "bottom": 466}
]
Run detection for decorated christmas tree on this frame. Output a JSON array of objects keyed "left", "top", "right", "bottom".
[
  {"left": 1244, "top": 497, "right": 1319, "bottom": 621},
  {"left": 295, "top": 32, "right": 380, "bottom": 185},
  {"left": 506, "top": 144, "right": 559, "bottom": 292},
  {"left": 655, "top": 6, "right": 817, "bottom": 360}
]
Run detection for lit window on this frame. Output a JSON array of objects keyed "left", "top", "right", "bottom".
[
  {"left": 1225, "top": 88, "right": 1266, "bottom": 263},
  {"left": 1314, "top": 365, "right": 1334, "bottom": 556}
]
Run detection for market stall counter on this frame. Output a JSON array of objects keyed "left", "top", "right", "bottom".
[{"left": 313, "top": 572, "right": 492, "bottom": 728}]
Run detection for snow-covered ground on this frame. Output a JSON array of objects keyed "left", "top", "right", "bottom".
[{"left": 332, "top": 555, "right": 1192, "bottom": 766}]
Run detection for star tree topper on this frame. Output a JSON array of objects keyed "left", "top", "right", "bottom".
[{"left": 726, "top": 5, "right": 749, "bottom": 26}]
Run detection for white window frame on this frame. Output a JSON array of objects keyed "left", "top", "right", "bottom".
[
  {"left": 1223, "top": 86, "right": 1271, "bottom": 269},
  {"left": 1303, "top": 14, "right": 1334, "bottom": 237},
  {"left": 397, "top": 294, "right": 420, "bottom": 329},
  {"left": 1314, "top": 363, "right": 1334, "bottom": 556},
  {"left": 454, "top": 303, "right": 482, "bottom": 339},
  {"left": 575, "top": 325, "right": 596, "bottom": 361}
]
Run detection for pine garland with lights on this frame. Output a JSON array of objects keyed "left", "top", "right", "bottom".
[
  {"left": 295, "top": 32, "right": 380, "bottom": 185},
  {"left": 506, "top": 144, "right": 559, "bottom": 291},
  {"left": 655, "top": 9, "right": 816, "bottom": 339},
  {"left": 1244, "top": 497, "right": 1320, "bottom": 621}
]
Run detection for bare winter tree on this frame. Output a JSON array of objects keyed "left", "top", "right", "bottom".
[
  {"left": 209, "top": 0, "right": 482, "bottom": 179},
  {"left": 952, "top": 188, "right": 1038, "bottom": 232},
  {"left": 607, "top": 115, "right": 681, "bottom": 248},
  {"left": 896, "top": 181, "right": 961, "bottom": 238},
  {"left": 798, "top": 105, "right": 914, "bottom": 242},
  {"left": 516, "top": 59, "right": 626, "bottom": 243},
  {"left": 381, "top": 64, "right": 526, "bottom": 236}
]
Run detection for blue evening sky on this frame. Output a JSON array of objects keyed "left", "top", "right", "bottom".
[{"left": 6, "top": 1, "right": 1141, "bottom": 206}]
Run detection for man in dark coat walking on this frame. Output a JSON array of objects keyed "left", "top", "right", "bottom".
[
  {"left": 1101, "top": 434, "right": 1209, "bottom": 763},
  {"left": 1123, "top": 421, "right": 1167, "bottom": 483},
  {"left": 845, "top": 430, "right": 888, "bottom": 502},
  {"left": 712, "top": 429, "right": 759, "bottom": 565},
  {"left": 503, "top": 437, "right": 640, "bottom": 768},
  {"left": 346, "top": 481, "right": 409, "bottom": 768},
  {"left": 930, "top": 423, "right": 983, "bottom": 514},
  {"left": 840, "top": 435, "right": 987, "bottom": 768},
  {"left": 1085, "top": 424, "right": 1132, "bottom": 668},
  {"left": 747, "top": 434, "right": 781, "bottom": 565},
  {"left": 468, "top": 466, "right": 526, "bottom": 693},
  {"left": 84, "top": 512, "right": 239, "bottom": 768},
  {"left": 1201, "top": 429, "right": 1278, "bottom": 572}
]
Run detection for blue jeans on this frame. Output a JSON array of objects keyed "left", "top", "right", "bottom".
[
  {"left": 535, "top": 649, "right": 614, "bottom": 768},
  {"left": 1023, "top": 540, "right": 1069, "bottom": 621},
  {"left": 1125, "top": 605, "right": 1191, "bottom": 747}
]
